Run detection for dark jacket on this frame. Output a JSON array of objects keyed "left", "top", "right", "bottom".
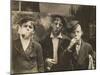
[
  {"left": 11, "top": 38, "right": 44, "bottom": 74},
  {"left": 40, "top": 34, "right": 72, "bottom": 72},
  {"left": 70, "top": 39, "right": 94, "bottom": 70}
]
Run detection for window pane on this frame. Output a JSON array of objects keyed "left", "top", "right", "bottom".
[
  {"left": 11, "top": 1, "right": 19, "bottom": 11},
  {"left": 21, "top": 2, "right": 40, "bottom": 12}
]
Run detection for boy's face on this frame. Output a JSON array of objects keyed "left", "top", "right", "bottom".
[
  {"left": 71, "top": 25, "right": 82, "bottom": 41},
  {"left": 51, "top": 17, "right": 63, "bottom": 36},
  {"left": 19, "top": 21, "right": 34, "bottom": 39}
]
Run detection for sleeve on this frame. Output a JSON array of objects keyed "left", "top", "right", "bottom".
[
  {"left": 88, "top": 43, "right": 96, "bottom": 69},
  {"left": 88, "top": 44, "right": 96, "bottom": 61},
  {"left": 40, "top": 39, "right": 50, "bottom": 59},
  {"left": 36, "top": 43, "right": 44, "bottom": 72}
]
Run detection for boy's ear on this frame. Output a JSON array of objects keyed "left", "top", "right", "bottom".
[
  {"left": 17, "top": 25, "right": 22, "bottom": 34},
  {"left": 81, "top": 30, "right": 83, "bottom": 36}
]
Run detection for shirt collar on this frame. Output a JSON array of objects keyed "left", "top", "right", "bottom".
[
  {"left": 76, "top": 39, "right": 81, "bottom": 45},
  {"left": 50, "top": 32, "right": 63, "bottom": 39}
]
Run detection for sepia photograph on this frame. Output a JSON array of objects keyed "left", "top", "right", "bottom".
[{"left": 11, "top": 0, "right": 96, "bottom": 74}]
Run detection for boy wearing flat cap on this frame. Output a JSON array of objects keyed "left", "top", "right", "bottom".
[
  {"left": 40, "top": 15, "right": 71, "bottom": 72},
  {"left": 65, "top": 20, "right": 95, "bottom": 70},
  {"left": 11, "top": 16, "right": 44, "bottom": 74}
]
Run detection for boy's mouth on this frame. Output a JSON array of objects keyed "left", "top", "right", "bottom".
[{"left": 22, "top": 34, "right": 25, "bottom": 38}]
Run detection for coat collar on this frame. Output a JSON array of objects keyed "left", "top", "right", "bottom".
[
  {"left": 50, "top": 32, "right": 63, "bottom": 39},
  {"left": 14, "top": 37, "right": 34, "bottom": 57},
  {"left": 72, "top": 39, "right": 85, "bottom": 59}
]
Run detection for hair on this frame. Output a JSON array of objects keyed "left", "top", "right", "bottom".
[
  {"left": 17, "top": 16, "right": 35, "bottom": 29},
  {"left": 70, "top": 22, "right": 83, "bottom": 37},
  {"left": 51, "top": 15, "right": 66, "bottom": 26},
  {"left": 67, "top": 19, "right": 83, "bottom": 33}
]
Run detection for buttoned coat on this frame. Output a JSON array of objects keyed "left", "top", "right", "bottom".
[{"left": 11, "top": 38, "right": 44, "bottom": 74}]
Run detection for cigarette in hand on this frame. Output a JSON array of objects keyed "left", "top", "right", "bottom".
[{"left": 68, "top": 37, "right": 77, "bottom": 50}]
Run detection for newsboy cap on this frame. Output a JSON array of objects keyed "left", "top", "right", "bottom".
[
  {"left": 67, "top": 20, "right": 80, "bottom": 33},
  {"left": 17, "top": 16, "right": 35, "bottom": 26}
]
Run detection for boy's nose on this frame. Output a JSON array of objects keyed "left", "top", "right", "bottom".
[{"left": 27, "top": 28, "right": 29, "bottom": 31}]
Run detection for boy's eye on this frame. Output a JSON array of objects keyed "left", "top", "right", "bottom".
[
  {"left": 77, "top": 31, "right": 79, "bottom": 33},
  {"left": 23, "top": 25, "right": 33, "bottom": 29},
  {"left": 54, "top": 23, "right": 63, "bottom": 26},
  {"left": 72, "top": 31, "right": 75, "bottom": 34},
  {"left": 29, "top": 26, "right": 32, "bottom": 29}
]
